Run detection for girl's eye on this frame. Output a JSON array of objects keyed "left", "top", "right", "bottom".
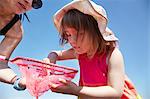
[
  {"left": 66, "top": 34, "right": 71, "bottom": 37},
  {"left": 68, "top": 34, "right": 71, "bottom": 37},
  {"left": 65, "top": 32, "right": 71, "bottom": 36},
  {"left": 63, "top": 33, "right": 71, "bottom": 40}
]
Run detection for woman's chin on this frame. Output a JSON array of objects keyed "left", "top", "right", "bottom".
[
  {"left": 15, "top": 8, "right": 28, "bottom": 14},
  {"left": 15, "top": 11, "right": 25, "bottom": 14}
]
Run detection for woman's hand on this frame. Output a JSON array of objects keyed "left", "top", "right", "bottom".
[
  {"left": 50, "top": 78, "right": 80, "bottom": 96},
  {"left": 18, "top": 77, "right": 26, "bottom": 89}
]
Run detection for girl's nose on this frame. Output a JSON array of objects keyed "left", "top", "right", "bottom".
[
  {"left": 68, "top": 36, "right": 77, "bottom": 46},
  {"left": 69, "top": 39, "right": 76, "bottom": 46}
]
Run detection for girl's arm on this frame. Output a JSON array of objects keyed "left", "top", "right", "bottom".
[
  {"left": 76, "top": 86, "right": 122, "bottom": 99},
  {"left": 107, "top": 48, "right": 125, "bottom": 97},
  {"left": 53, "top": 48, "right": 125, "bottom": 98},
  {"left": 50, "top": 48, "right": 77, "bottom": 60},
  {"left": 44, "top": 48, "right": 76, "bottom": 63},
  {"left": 50, "top": 48, "right": 125, "bottom": 98}
]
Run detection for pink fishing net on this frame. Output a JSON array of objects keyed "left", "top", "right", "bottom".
[{"left": 10, "top": 57, "right": 78, "bottom": 99}]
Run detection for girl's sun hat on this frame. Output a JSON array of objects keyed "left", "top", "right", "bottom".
[{"left": 53, "top": 0, "right": 118, "bottom": 41}]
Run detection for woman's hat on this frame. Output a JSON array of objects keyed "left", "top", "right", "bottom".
[{"left": 53, "top": 0, "right": 118, "bottom": 41}]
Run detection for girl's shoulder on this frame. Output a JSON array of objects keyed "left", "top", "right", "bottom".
[
  {"left": 110, "top": 47, "right": 123, "bottom": 59},
  {"left": 108, "top": 47, "right": 124, "bottom": 67},
  {"left": 106, "top": 47, "right": 123, "bottom": 64}
]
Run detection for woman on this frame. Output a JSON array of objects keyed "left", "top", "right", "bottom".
[{"left": 0, "top": 0, "right": 42, "bottom": 91}]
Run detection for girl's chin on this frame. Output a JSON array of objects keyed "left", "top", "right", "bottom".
[
  {"left": 74, "top": 48, "right": 86, "bottom": 54},
  {"left": 75, "top": 51, "right": 86, "bottom": 55}
]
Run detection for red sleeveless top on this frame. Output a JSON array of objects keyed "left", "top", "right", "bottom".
[{"left": 78, "top": 52, "right": 138, "bottom": 99}]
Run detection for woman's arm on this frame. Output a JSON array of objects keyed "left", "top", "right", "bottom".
[
  {"left": 0, "top": 20, "right": 26, "bottom": 89},
  {"left": 0, "top": 20, "right": 23, "bottom": 84}
]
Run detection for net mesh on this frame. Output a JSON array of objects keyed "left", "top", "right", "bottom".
[{"left": 10, "top": 57, "right": 78, "bottom": 98}]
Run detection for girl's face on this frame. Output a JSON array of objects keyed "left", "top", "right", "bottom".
[
  {"left": 0, "top": 0, "right": 32, "bottom": 15},
  {"left": 64, "top": 27, "right": 91, "bottom": 54}
]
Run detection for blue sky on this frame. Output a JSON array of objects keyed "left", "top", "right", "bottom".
[{"left": 0, "top": 0, "right": 149, "bottom": 99}]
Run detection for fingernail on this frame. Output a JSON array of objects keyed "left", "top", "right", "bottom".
[
  {"left": 58, "top": 78, "right": 63, "bottom": 81},
  {"left": 52, "top": 84, "right": 57, "bottom": 88}
]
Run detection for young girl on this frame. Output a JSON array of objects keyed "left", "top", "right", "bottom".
[{"left": 44, "top": 0, "right": 141, "bottom": 99}]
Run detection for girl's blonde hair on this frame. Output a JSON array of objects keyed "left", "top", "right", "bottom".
[{"left": 59, "top": 9, "right": 116, "bottom": 56}]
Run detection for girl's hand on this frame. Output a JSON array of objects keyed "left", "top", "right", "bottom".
[
  {"left": 43, "top": 57, "right": 51, "bottom": 63},
  {"left": 43, "top": 52, "right": 58, "bottom": 64},
  {"left": 50, "top": 78, "right": 80, "bottom": 96}
]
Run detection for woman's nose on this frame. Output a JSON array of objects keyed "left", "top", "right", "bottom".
[{"left": 23, "top": 0, "right": 33, "bottom": 10}]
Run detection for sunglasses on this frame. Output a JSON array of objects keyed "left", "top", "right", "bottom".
[{"left": 32, "top": 0, "right": 43, "bottom": 9}]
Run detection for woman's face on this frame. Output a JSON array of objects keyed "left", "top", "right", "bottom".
[
  {"left": 64, "top": 27, "right": 91, "bottom": 55},
  {"left": 0, "top": 0, "right": 32, "bottom": 15}
]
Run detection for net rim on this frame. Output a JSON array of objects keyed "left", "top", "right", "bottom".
[{"left": 10, "top": 56, "right": 78, "bottom": 74}]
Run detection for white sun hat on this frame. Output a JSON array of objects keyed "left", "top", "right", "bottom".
[{"left": 53, "top": 0, "right": 118, "bottom": 41}]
